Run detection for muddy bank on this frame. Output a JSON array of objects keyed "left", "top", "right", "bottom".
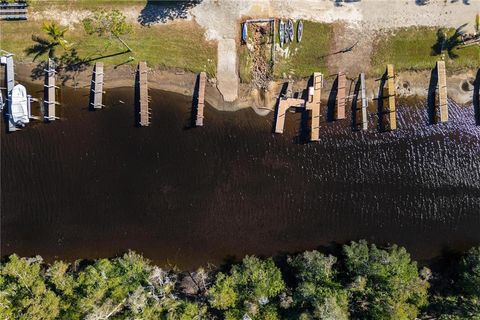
[{"left": 14, "top": 61, "right": 478, "bottom": 113}]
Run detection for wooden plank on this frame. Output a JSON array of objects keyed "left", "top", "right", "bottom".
[
  {"left": 196, "top": 71, "right": 206, "bottom": 126},
  {"left": 91, "top": 62, "right": 104, "bottom": 109},
  {"left": 310, "top": 72, "right": 322, "bottom": 141},
  {"left": 360, "top": 73, "right": 368, "bottom": 130},
  {"left": 387, "top": 64, "right": 396, "bottom": 130},
  {"left": 336, "top": 72, "right": 346, "bottom": 120},
  {"left": 44, "top": 58, "right": 57, "bottom": 121},
  {"left": 437, "top": 60, "right": 448, "bottom": 122},
  {"left": 137, "top": 61, "right": 150, "bottom": 126},
  {"left": 275, "top": 98, "right": 305, "bottom": 134}
]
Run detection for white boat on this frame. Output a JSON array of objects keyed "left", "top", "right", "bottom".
[
  {"left": 9, "top": 84, "right": 29, "bottom": 128},
  {"left": 279, "top": 20, "right": 285, "bottom": 47}
]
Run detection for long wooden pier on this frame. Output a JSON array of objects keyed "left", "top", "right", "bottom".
[
  {"left": 385, "top": 64, "right": 397, "bottom": 130},
  {"left": 436, "top": 60, "right": 448, "bottom": 123},
  {"left": 196, "top": 71, "right": 206, "bottom": 126},
  {"left": 335, "top": 72, "right": 346, "bottom": 120},
  {"left": 137, "top": 61, "right": 150, "bottom": 126},
  {"left": 44, "top": 58, "right": 58, "bottom": 121},
  {"left": 305, "top": 72, "right": 322, "bottom": 141},
  {"left": 360, "top": 73, "right": 368, "bottom": 131},
  {"left": 90, "top": 62, "right": 104, "bottom": 110}
]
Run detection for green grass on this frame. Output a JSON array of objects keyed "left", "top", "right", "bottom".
[
  {"left": 238, "top": 45, "right": 253, "bottom": 83},
  {"left": 0, "top": 14, "right": 216, "bottom": 76},
  {"left": 273, "top": 21, "right": 333, "bottom": 79},
  {"left": 371, "top": 27, "right": 480, "bottom": 74}
]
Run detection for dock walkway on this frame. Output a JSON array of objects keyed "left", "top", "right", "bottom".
[
  {"left": 336, "top": 72, "right": 346, "bottom": 120},
  {"left": 437, "top": 61, "right": 448, "bottom": 123},
  {"left": 137, "top": 62, "right": 150, "bottom": 126},
  {"left": 196, "top": 72, "right": 206, "bottom": 126}
]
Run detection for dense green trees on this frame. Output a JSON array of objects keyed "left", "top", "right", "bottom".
[{"left": 1, "top": 242, "right": 480, "bottom": 319}]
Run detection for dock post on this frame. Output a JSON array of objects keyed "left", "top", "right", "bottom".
[
  {"left": 360, "top": 73, "right": 368, "bottom": 131},
  {"left": 196, "top": 71, "right": 206, "bottom": 126},
  {"left": 436, "top": 60, "right": 448, "bottom": 123},
  {"left": 44, "top": 58, "right": 58, "bottom": 122},
  {"left": 90, "top": 62, "right": 104, "bottom": 110},
  {"left": 335, "top": 72, "right": 346, "bottom": 120},
  {"left": 136, "top": 61, "right": 150, "bottom": 126}
]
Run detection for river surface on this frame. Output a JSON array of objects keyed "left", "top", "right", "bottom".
[{"left": 1, "top": 84, "right": 479, "bottom": 268}]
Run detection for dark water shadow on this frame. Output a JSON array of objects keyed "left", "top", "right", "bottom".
[
  {"left": 327, "top": 76, "right": 338, "bottom": 122},
  {"left": 427, "top": 66, "right": 439, "bottom": 125},
  {"left": 134, "top": 67, "right": 141, "bottom": 127},
  {"left": 474, "top": 69, "right": 480, "bottom": 125},
  {"left": 185, "top": 74, "right": 200, "bottom": 129},
  {"left": 138, "top": 0, "right": 202, "bottom": 26},
  {"left": 376, "top": 71, "right": 387, "bottom": 132},
  {"left": 351, "top": 75, "right": 361, "bottom": 131}
]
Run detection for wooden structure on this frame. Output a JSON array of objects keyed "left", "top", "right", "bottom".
[
  {"left": 196, "top": 71, "right": 206, "bottom": 126},
  {"left": 360, "top": 73, "right": 368, "bottom": 131},
  {"left": 44, "top": 58, "right": 58, "bottom": 121},
  {"left": 335, "top": 72, "right": 346, "bottom": 120},
  {"left": 90, "top": 62, "right": 104, "bottom": 109},
  {"left": 0, "top": 51, "right": 14, "bottom": 112},
  {"left": 305, "top": 72, "right": 323, "bottom": 141},
  {"left": 0, "top": 2, "right": 27, "bottom": 20},
  {"left": 275, "top": 97, "right": 305, "bottom": 134},
  {"left": 436, "top": 60, "right": 448, "bottom": 123},
  {"left": 378, "top": 64, "right": 397, "bottom": 130},
  {"left": 136, "top": 61, "right": 150, "bottom": 126}
]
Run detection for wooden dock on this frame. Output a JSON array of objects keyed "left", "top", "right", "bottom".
[
  {"left": 378, "top": 64, "right": 397, "bottom": 130},
  {"left": 275, "top": 97, "right": 305, "bottom": 134},
  {"left": 305, "top": 72, "right": 322, "bottom": 141},
  {"left": 90, "top": 62, "right": 104, "bottom": 109},
  {"left": 336, "top": 72, "right": 346, "bottom": 120},
  {"left": 437, "top": 60, "right": 448, "bottom": 123},
  {"left": 137, "top": 61, "right": 150, "bottom": 126},
  {"left": 360, "top": 73, "right": 368, "bottom": 130},
  {"left": 44, "top": 58, "right": 58, "bottom": 121},
  {"left": 196, "top": 71, "right": 206, "bottom": 126}
]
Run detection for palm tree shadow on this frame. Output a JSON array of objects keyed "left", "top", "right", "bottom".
[{"left": 431, "top": 24, "right": 468, "bottom": 59}]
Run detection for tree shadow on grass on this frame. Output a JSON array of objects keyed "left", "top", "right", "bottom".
[
  {"left": 138, "top": 0, "right": 203, "bottom": 26},
  {"left": 431, "top": 24, "right": 468, "bottom": 59}
]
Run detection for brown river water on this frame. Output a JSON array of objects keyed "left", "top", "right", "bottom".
[{"left": 1, "top": 84, "right": 479, "bottom": 269}]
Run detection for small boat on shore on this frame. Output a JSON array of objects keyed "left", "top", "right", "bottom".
[
  {"left": 288, "top": 19, "right": 294, "bottom": 42},
  {"left": 9, "top": 84, "right": 29, "bottom": 128},
  {"left": 279, "top": 20, "right": 285, "bottom": 47},
  {"left": 242, "top": 22, "right": 248, "bottom": 43},
  {"left": 297, "top": 20, "right": 303, "bottom": 42}
]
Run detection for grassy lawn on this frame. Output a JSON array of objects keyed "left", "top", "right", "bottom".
[
  {"left": 371, "top": 27, "right": 480, "bottom": 74},
  {"left": 0, "top": 8, "right": 216, "bottom": 76},
  {"left": 273, "top": 21, "right": 333, "bottom": 79}
]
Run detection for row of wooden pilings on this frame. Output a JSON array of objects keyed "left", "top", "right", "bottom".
[
  {"left": 274, "top": 61, "right": 454, "bottom": 141},
  {"left": 89, "top": 61, "right": 206, "bottom": 128}
]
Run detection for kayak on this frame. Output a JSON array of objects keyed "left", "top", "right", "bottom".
[
  {"left": 9, "top": 84, "right": 29, "bottom": 128},
  {"left": 242, "top": 22, "right": 248, "bottom": 43},
  {"left": 288, "top": 19, "right": 294, "bottom": 42},
  {"left": 284, "top": 21, "right": 290, "bottom": 44},
  {"left": 297, "top": 20, "right": 303, "bottom": 42},
  {"left": 279, "top": 20, "right": 285, "bottom": 47}
]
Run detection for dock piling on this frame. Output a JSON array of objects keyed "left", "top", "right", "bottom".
[
  {"left": 195, "top": 71, "right": 206, "bottom": 127},
  {"left": 90, "top": 62, "right": 104, "bottom": 110},
  {"left": 43, "top": 58, "right": 58, "bottom": 122},
  {"left": 360, "top": 73, "right": 368, "bottom": 131},
  {"left": 136, "top": 61, "right": 150, "bottom": 126},
  {"left": 336, "top": 72, "right": 346, "bottom": 120},
  {"left": 436, "top": 60, "right": 448, "bottom": 123}
]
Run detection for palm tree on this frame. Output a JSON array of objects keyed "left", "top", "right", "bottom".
[{"left": 26, "top": 21, "right": 72, "bottom": 61}]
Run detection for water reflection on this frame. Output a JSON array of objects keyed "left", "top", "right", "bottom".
[{"left": 1, "top": 84, "right": 479, "bottom": 269}]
